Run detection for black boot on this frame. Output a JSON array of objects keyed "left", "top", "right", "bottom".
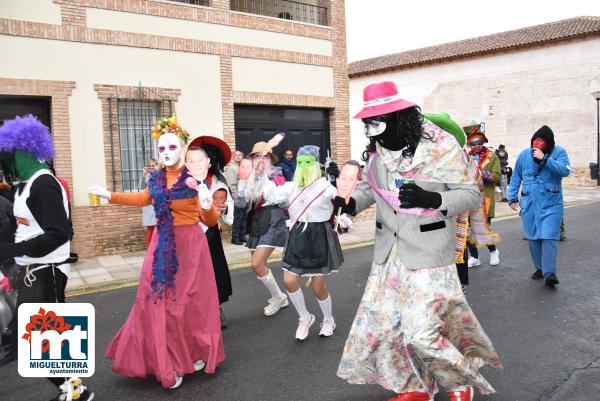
[
  {"left": 531, "top": 270, "right": 543, "bottom": 280},
  {"left": 545, "top": 273, "right": 559, "bottom": 287}
]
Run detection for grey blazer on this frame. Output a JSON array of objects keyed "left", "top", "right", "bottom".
[{"left": 353, "top": 153, "right": 481, "bottom": 269}]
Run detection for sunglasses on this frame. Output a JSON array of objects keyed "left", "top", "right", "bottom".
[{"left": 469, "top": 140, "right": 484, "bottom": 147}]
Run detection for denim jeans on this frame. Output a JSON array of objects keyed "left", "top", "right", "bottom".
[
  {"left": 528, "top": 239, "right": 558, "bottom": 279},
  {"left": 232, "top": 206, "right": 248, "bottom": 241},
  {"left": 500, "top": 174, "right": 508, "bottom": 199}
]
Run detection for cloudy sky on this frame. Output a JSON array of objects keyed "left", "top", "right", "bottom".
[{"left": 345, "top": 0, "right": 600, "bottom": 62}]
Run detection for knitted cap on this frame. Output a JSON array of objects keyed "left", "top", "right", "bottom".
[{"left": 297, "top": 145, "right": 320, "bottom": 160}]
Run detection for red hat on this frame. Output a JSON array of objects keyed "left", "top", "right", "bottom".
[
  {"left": 353, "top": 81, "right": 417, "bottom": 119},
  {"left": 188, "top": 135, "right": 232, "bottom": 166}
]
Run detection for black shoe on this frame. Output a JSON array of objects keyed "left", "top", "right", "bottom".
[
  {"left": 531, "top": 270, "right": 543, "bottom": 280},
  {"left": 66, "top": 252, "right": 78, "bottom": 263},
  {"left": 231, "top": 238, "right": 243, "bottom": 245},
  {"left": 220, "top": 307, "right": 227, "bottom": 329},
  {"left": 545, "top": 274, "right": 559, "bottom": 287}
]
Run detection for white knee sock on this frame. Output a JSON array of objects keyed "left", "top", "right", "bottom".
[
  {"left": 317, "top": 294, "right": 333, "bottom": 321},
  {"left": 287, "top": 288, "right": 310, "bottom": 320},
  {"left": 257, "top": 270, "right": 284, "bottom": 299}
]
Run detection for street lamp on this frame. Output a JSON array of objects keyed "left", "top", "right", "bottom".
[{"left": 593, "top": 91, "right": 600, "bottom": 186}]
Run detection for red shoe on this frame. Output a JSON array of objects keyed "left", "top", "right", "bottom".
[
  {"left": 388, "top": 391, "right": 432, "bottom": 401},
  {"left": 448, "top": 386, "right": 474, "bottom": 401}
]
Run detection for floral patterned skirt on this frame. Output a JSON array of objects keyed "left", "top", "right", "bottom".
[{"left": 337, "top": 244, "right": 502, "bottom": 396}]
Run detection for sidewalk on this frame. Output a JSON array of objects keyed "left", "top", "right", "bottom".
[{"left": 65, "top": 186, "right": 600, "bottom": 295}]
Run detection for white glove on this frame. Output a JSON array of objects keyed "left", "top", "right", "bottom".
[
  {"left": 337, "top": 213, "right": 353, "bottom": 230},
  {"left": 87, "top": 185, "right": 111, "bottom": 200},
  {"left": 197, "top": 183, "right": 213, "bottom": 210}
]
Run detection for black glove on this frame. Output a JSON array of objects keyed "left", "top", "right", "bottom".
[
  {"left": 0, "top": 241, "right": 17, "bottom": 260},
  {"left": 399, "top": 183, "right": 442, "bottom": 209},
  {"left": 332, "top": 196, "right": 356, "bottom": 215},
  {"left": 326, "top": 162, "right": 340, "bottom": 179}
]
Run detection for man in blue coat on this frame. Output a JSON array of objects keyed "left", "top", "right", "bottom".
[
  {"left": 509, "top": 125, "right": 571, "bottom": 287},
  {"left": 278, "top": 149, "right": 296, "bottom": 181}
]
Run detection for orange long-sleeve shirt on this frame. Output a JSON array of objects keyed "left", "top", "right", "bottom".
[{"left": 110, "top": 166, "right": 219, "bottom": 227}]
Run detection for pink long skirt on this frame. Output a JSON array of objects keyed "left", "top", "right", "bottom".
[{"left": 105, "top": 224, "right": 225, "bottom": 388}]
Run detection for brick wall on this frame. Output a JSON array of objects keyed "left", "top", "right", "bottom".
[
  {"left": 328, "top": 0, "right": 350, "bottom": 163},
  {"left": 61, "top": 4, "right": 86, "bottom": 26}
]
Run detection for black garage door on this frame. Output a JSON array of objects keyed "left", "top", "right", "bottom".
[
  {"left": 234, "top": 105, "right": 330, "bottom": 163},
  {"left": 0, "top": 96, "right": 51, "bottom": 129}
]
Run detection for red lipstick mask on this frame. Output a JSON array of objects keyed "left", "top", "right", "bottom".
[{"left": 532, "top": 138, "right": 546, "bottom": 151}]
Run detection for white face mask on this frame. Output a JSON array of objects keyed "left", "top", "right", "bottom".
[
  {"left": 157, "top": 133, "right": 181, "bottom": 167},
  {"left": 364, "top": 121, "right": 386, "bottom": 137}
]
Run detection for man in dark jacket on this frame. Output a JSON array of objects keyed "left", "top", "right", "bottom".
[
  {"left": 278, "top": 149, "right": 296, "bottom": 181},
  {"left": 0, "top": 115, "right": 94, "bottom": 401}
]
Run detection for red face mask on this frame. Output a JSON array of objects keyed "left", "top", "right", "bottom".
[{"left": 532, "top": 138, "right": 546, "bottom": 150}]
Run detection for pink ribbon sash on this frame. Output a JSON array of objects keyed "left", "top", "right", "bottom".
[
  {"left": 366, "top": 153, "right": 439, "bottom": 217},
  {"left": 286, "top": 179, "right": 330, "bottom": 230}
]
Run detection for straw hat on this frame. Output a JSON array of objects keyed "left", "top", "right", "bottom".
[{"left": 249, "top": 141, "right": 278, "bottom": 164}]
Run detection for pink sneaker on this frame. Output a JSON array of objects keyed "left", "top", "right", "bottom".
[
  {"left": 295, "top": 314, "right": 315, "bottom": 341},
  {"left": 319, "top": 318, "right": 336, "bottom": 337}
]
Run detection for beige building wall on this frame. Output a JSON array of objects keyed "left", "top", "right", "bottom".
[
  {"left": 349, "top": 38, "right": 600, "bottom": 185},
  {"left": 0, "top": 35, "right": 223, "bottom": 206},
  {"left": 0, "top": 0, "right": 61, "bottom": 24},
  {"left": 86, "top": 8, "right": 333, "bottom": 56},
  {"left": 232, "top": 58, "right": 334, "bottom": 96}
]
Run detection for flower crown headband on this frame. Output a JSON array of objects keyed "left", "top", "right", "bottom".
[{"left": 151, "top": 115, "right": 190, "bottom": 144}]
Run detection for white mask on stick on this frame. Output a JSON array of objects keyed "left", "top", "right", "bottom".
[{"left": 158, "top": 133, "right": 182, "bottom": 167}]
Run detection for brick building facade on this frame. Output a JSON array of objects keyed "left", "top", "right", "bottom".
[{"left": 0, "top": 0, "right": 350, "bottom": 257}]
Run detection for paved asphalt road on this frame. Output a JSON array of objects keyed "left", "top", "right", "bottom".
[{"left": 2, "top": 202, "right": 600, "bottom": 401}]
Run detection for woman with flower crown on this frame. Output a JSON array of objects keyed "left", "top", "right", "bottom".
[{"left": 88, "top": 116, "right": 224, "bottom": 389}]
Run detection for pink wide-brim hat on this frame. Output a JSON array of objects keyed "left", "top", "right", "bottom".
[{"left": 353, "top": 81, "right": 417, "bottom": 119}]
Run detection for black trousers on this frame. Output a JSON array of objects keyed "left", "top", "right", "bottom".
[
  {"left": 7, "top": 265, "right": 68, "bottom": 388},
  {"left": 456, "top": 249, "right": 469, "bottom": 286},
  {"left": 232, "top": 206, "right": 248, "bottom": 241}
]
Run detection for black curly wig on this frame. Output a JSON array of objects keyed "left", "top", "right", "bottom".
[{"left": 361, "top": 106, "right": 430, "bottom": 162}]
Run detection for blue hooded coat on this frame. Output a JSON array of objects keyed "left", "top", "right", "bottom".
[{"left": 508, "top": 126, "right": 570, "bottom": 240}]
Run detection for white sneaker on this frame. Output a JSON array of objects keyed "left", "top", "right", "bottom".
[
  {"left": 295, "top": 314, "right": 315, "bottom": 341},
  {"left": 169, "top": 374, "right": 183, "bottom": 389},
  {"left": 319, "top": 318, "right": 336, "bottom": 337},
  {"left": 263, "top": 294, "right": 289, "bottom": 316},
  {"left": 193, "top": 359, "right": 206, "bottom": 372},
  {"left": 489, "top": 249, "right": 500, "bottom": 266},
  {"left": 467, "top": 256, "right": 481, "bottom": 268}
]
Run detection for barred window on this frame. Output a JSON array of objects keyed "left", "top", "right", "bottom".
[{"left": 117, "top": 100, "right": 160, "bottom": 192}]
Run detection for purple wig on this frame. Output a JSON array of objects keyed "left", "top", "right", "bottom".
[{"left": 0, "top": 115, "right": 55, "bottom": 161}]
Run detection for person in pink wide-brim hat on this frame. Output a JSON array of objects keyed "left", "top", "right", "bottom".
[
  {"left": 337, "top": 81, "right": 502, "bottom": 401},
  {"left": 353, "top": 81, "right": 416, "bottom": 119}
]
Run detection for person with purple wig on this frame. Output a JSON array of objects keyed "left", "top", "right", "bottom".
[{"left": 0, "top": 115, "right": 94, "bottom": 401}]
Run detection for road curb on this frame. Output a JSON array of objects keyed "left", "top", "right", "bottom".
[{"left": 66, "top": 238, "right": 376, "bottom": 297}]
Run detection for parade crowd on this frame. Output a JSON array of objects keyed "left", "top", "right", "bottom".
[{"left": 0, "top": 80, "right": 573, "bottom": 401}]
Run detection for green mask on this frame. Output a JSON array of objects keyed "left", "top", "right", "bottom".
[
  {"left": 14, "top": 150, "right": 49, "bottom": 181},
  {"left": 296, "top": 156, "right": 317, "bottom": 169},
  {"left": 294, "top": 156, "right": 319, "bottom": 187}
]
